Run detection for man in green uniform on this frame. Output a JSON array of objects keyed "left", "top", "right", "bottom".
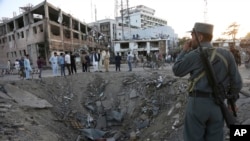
[{"left": 172, "top": 22, "right": 242, "bottom": 141}]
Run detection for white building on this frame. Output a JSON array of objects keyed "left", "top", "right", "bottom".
[
  {"left": 88, "top": 19, "right": 117, "bottom": 45},
  {"left": 113, "top": 38, "right": 169, "bottom": 57},
  {"left": 114, "top": 25, "right": 178, "bottom": 54},
  {"left": 212, "top": 40, "right": 241, "bottom": 49},
  {"left": 88, "top": 5, "right": 178, "bottom": 56},
  {"left": 118, "top": 5, "right": 167, "bottom": 28}
]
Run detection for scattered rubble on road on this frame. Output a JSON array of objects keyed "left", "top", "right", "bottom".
[{"left": 0, "top": 70, "right": 249, "bottom": 141}]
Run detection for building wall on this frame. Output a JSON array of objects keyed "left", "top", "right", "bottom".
[
  {"left": 0, "top": 1, "right": 106, "bottom": 67},
  {"left": 114, "top": 39, "right": 168, "bottom": 56},
  {"left": 119, "top": 5, "right": 167, "bottom": 29},
  {"left": 0, "top": 19, "right": 45, "bottom": 66},
  {"left": 129, "top": 13, "right": 141, "bottom": 28}
]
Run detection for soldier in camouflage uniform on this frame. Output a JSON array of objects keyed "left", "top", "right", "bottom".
[{"left": 172, "top": 22, "right": 243, "bottom": 141}]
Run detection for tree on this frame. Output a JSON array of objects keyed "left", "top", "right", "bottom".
[{"left": 223, "top": 22, "right": 240, "bottom": 47}]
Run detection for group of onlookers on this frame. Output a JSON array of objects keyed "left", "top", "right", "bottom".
[
  {"left": 49, "top": 51, "right": 77, "bottom": 77},
  {"left": 6, "top": 54, "right": 41, "bottom": 80},
  {"left": 3, "top": 50, "right": 144, "bottom": 79},
  {"left": 48, "top": 49, "right": 113, "bottom": 77}
]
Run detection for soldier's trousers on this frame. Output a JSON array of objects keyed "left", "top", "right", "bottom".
[{"left": 184, "top": 97, "right": 224, "bottom": 141}]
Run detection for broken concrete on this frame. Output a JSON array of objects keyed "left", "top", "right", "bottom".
[{"left": 4, "top": 84, "right": 53, "bottom": 109}]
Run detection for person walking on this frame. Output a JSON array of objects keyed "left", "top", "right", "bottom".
[
  {"left": 49, "top": 52, "right": 59, "bottom": 77},
  {"left": 70, "top": 51, "right": 77, "bottom": 74},
  {"left": 64, "top": 51, "right": 71, "bottom": 75},
  {"left": 172, "top": 22, "right": 243, "bottom": 141},
  {"left": 115, "top": 52, "right": 121, "bottom": 71},
  {"left": 127, "top": 52, "right": 133, "bottom": 71},
  {"left": 58, "top": 53, "right": 66, "bottom": 77},
  {"left": 103, "top": 51, "right": 110, "bottom": 72},
  {"left": 24, "top": 54, "right": 32, "bottom": 80},
  {"left": 37, "top": 56, "right": 45, "bottom": 78}
]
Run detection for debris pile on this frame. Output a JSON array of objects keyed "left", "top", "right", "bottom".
[
  {"left": 61, "top": 72, "right": 190, "bottom": 141},
  {"left": 1, "top": 71, "right": 249, "bottom": 141}
]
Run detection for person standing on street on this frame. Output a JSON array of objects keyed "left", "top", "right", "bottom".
[
  {"left": 19, "top": 57, "right": 25, "bottom": 78},
  {"left": 58, "top": 53, "right": 66, "bottom": 77},
  {"left": 91, "top": 49, "right": 100, "bottom": 72},
  {"left": 115, "top": 52, "right": 121, "bottom": 71},
  {"left": 172, "top": 22, "right": 243, "bottom": 141},
  {"left": 70, "top": 51, "right": 77, "bottom": 74},
  {"left": 98, "top": 50, "right": 103, "bottom": 72},
  {"left": 49, "top": 52, "right": 59, "bottom": 77},
  {"left": 7, "top": 60, "right": 11, "bottom": 74},
  {"left": 103, "top": 51, "right": 110, "bottom": 72},
  {"left": 14, "top": 59, "right": 20, "bottom": 72},
  {"left": 127, "top": 52, "right": 133, "bottom": 71},
  {"left": 80, "top": 50, "right": 88, "bottom": 72},
  {"left": 65, "top": 51, "right": 71, "bottom": 75},
  {"left": 24, "top": 54, "right": 32, "bottom": 80},
  {"left": 229, "top": 46, "right": 241, "bottom": 67},
  {"left": 37, "top": 56, "right": 45, "bottom": 78},
  {"left": 86, "top": 52, "right": 90, "bottom": 72}
]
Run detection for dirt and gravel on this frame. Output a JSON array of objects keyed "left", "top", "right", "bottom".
[{"left": 0, "top": 64, "right": 249, "bottom": 141}]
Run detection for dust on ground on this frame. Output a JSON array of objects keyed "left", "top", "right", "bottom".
[{"left": 0, "top": 67, "right": 250, "bottom": 141}]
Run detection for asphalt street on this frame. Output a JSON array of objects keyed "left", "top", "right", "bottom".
[{"left": 0, "top": 63, "right": 249, "bottom": 84}]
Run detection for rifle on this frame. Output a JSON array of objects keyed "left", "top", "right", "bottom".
[{"left": 193, "top": 28, "right": 237, "bottom": 128}]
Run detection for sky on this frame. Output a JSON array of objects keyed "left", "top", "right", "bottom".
[{"left": 0, "top": 0, "right": 250, "bottom": 39}]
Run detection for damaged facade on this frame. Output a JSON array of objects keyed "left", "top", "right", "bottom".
[{"left": 0, "top": 1, "right": 107, "bottom": 67}]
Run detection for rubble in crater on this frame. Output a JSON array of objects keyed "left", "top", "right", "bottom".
[{"left": 0, "top": 70, "right": 249, "bottom": 141}]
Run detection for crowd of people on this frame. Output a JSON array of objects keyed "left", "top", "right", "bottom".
[
  {"left": 4, "top": 54, "right": 44, "bottom": 80},
  {"left": 3, "top": 50, "right": 180, "bottom": 80},
  {"left": 47, "top": 49, "right": 114, "bottom": 77}
]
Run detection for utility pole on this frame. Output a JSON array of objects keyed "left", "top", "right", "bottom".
[
  {"left": 95, "top": 5, "right": 97, "bottom": 22},
  {"left": 126, "top": 0, "right": 131, "bottom": 40},
  {"left": 91, "top": 0, "right": 93, "bottom": 22},
  {"left": 121, "top": 0, "right": 124, "bottom": 40},
  {"left": 114, "top": 0, "right": 118, "bottom": 19},
  {"left": 204, "top": 0, "right": 208, "bottom": 23}
]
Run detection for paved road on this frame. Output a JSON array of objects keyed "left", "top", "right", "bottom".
[
  {"left": 0, "top": 63, "right": 249, "bottom": 83},
  {"left": 0, "top": 63, "right": 148, "bottom": 81}
]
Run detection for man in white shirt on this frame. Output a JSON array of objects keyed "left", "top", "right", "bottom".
[
  {"left": 64, "top": 51, "right": 71, "bottom": 75},
  {"left": 127, "top": 52, "right": 133, "bottom": 71},
  {"left": 49, "top": 52, "right": 59, "bottom": 76},
  {"left": 24, "top": 54, "right": 32, "bottom": 79}
]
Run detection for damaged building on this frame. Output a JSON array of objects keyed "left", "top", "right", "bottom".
[{"left": 0, "top": 1, "right": 107, "bottom": 67}]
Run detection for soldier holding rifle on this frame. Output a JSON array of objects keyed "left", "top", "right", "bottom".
[{"left": 172, "top": 22, "right": 243, "bottom": 141}]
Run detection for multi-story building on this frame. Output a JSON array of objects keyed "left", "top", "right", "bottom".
[
  {"left": 114, "top": 25, "right": 178, "bottom": 56},
  {"left": 88, "top": 4, "right": 177, "bottom": 59},
  {"left": 212, "top": 40, "right": 241, "bottom": 49},
  {"left": 88, "top": 19, "right": 117, "bottom": 49},
  {"left": 117, "top": 5, "right": 167, "bottom": 29},
  {"left": 0, "top": 1, "right": 106, "bottom": 67}
]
